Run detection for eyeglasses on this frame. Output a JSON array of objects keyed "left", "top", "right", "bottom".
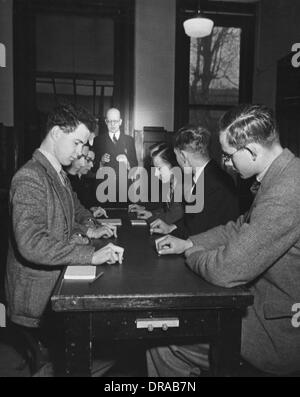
[
  {"left": 105, "top": 119, "right": 120, "bottom": 125},
  {"left": 222, "top": 147, "right": 253, "bottom": 163},
  {"left": 77, "top": 154, "right": 94, "bottom": 163}
]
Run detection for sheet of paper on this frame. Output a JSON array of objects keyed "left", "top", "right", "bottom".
[
  {"left": 130, "top": 219, "right": 147, "bottom": 226},
  {"left": 64, "top": 265, "right": 96, "bottom": 280},
  {"left": 98, "top": 219, "right": 122, "bottom": 226}
]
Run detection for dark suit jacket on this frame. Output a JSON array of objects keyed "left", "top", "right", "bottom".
[
  {"left": 68, "top": 174, "right": 94, "bottom": 209},
  {"left": 5, "top": 150, "right": 95, "bottom": 328},
  {"left": 148, "top": 181, "right": 184, "bottom": 224},
  {"left": 92, "top": 132, "right": 138, "bottom": 206},
  {"left": 173, "top": 160, "right": 239, "bottom": 239},
  {"left": 93, "top": 132, "right": 138, "bottom": 173},
  {"left": 186, "top": 149, "right": 300, "bottom": 374}
]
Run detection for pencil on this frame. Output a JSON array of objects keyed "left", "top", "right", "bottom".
[{"left": 89, "top": 271, "right": 104, "bottom": 285}]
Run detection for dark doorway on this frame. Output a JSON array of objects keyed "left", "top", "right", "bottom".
[{"left": 13, "top": 0, "right": 135, "bottom": 167}]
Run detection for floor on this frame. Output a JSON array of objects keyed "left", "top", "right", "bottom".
[{"left": 0, "top": 327, "right": 147, "bottom": 377}]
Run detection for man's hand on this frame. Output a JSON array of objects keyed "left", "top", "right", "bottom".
[
  {"left": 137, "top": 210, "right": 152, "bottom": 220},
  {"left": 155, "top": 235, "right": 193, "bottom": 255},
  {"left": 90, "top": 206, "right": 108, "bottom": 218},
  {"left": 116, "top": 154, "right": 130, "bottom": 170},
  {"left": 69, "top": 233, "right": 90, "bottom": 245},
  {"left": 150, "top": 219, "right": 177, "bottom": 235},
  {"left": 128, "top": 204, "right": 145, "bottom": 212},
  {"left": 91, "top": 243, "right": 124, "bottom": 265},
  {"left": 101, "top": 153, "right": 110, "bottom": 164},
  {"left": 87, "top": 224, "right": 117, "bottom": 239},
  {"left": 129, "top": 167, "right": 140, "bottom": 181}
]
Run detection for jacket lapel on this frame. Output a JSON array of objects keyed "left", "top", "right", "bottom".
[
  {"left": 32, "top": 150, "right": 73, "bottom": 234},
  {"left": 245, "top": 149, "right": 295, "bottom": 223}
]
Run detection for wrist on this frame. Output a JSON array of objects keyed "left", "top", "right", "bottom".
[
  {"left": 169, "top": 224, "right": 177, "bottom": 233},
  {"left": 91, "top": 253, "right": 96, "bottom": 265},
  {"left": 185, "top": 239, "right": 193, "bottom": 251}
]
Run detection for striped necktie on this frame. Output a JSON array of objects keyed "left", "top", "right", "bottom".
[
  {"left": 113, "top": 133, "right": 118, "bottom": 144},
  {"left": 60, "top": 169, "right": 70, "bottom": 187}
]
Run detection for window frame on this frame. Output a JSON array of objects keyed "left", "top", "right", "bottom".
[{"left": 174, "top": 0, "right": 257, "bottom": 130}]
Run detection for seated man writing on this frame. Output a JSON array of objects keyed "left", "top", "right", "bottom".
[
  {"left": 149, "top": 125, "right": 238, "bottom": 239},
  {"left": 5, "top": 103, "right": 124, "bottom": 373},
  {"left": 148, "top": 105, "right": 300, "bottom": 376}
]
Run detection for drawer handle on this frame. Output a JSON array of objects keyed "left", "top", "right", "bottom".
[{"left": 136, "top": 317, "right": 179, "bottom": 330}]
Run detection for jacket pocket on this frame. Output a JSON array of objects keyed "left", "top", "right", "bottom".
[{"left": 263, "top": 300, "right": 293, "bottom": 320}]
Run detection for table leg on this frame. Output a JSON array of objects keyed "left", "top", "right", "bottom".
[
  {"left": 210, "top": 309, "right": 242, "bottom": 377},
  {"left": 64, "top": 313, "right": 92, "bottom": 377}
]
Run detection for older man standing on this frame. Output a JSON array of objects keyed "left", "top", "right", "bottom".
[{"left": 93, "top": 108, "right": 138, "bottom": 206}]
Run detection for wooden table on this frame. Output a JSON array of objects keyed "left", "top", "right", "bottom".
[{"left": 51, "top": 210, "right": 253, "bottom": 377}]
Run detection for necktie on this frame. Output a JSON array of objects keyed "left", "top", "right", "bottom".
[
  {"left": 250, "top": 180, "right": 261, "bottom": 196},
  {"left": 113, "top": 133, "right": 118, "bottom": 144},
  {"left": 60, "top": 169, "right": 69, "bottom": 187},
  {"left": 166, "top": 185, "right": 174, "bottom": 210}
]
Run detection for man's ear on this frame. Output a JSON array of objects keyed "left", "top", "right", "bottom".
[
  {"left": 175, "top": 148, "right": 184, "bottom": 161},
  {"left": 119, "top": 118, "right": 123, "bottom": 127},
  {"left": 50, "top": 126, "right": 62, "bottom": 141},
  {"left": 180, "top": 150, "right": 188, "bottom": 165},
  {"left": 247, "top": 143, "right": 259, "bottom": 161}
]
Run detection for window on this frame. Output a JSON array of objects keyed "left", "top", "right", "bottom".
[
  {"left": 189, "top": 26, "right": 241, "bottom": 136},
  {"left": 35, "top": 72, "right": 114, "bottom": 117},
  {"left": 175, "top": 1, "right": 256, "bottom": 158},
  {"left": 14, "top": 0, "right": 134, "bottom": 164}
]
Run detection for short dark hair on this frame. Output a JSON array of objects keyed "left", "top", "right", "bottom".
[
  {"left": 46, "top": 103, "right": 96, "bottom": 135},
  {"left": 151, "top": 143, "right": 178, "bottom": 168},
  {"left": 173, "top": 125, "right": 211, "bottom": 157},
  {"left": 219, "top": 104, "right": 279, "bottom": 149}
]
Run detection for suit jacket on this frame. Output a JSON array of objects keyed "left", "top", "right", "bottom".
[
  {"left": 150, "top": 201, "right": 184, "bottom": 225},
  {"left": 68, "top": 173, "right": 94, "bottom": 209},
  {"left": 93, "top": 131, "right": 138, "bottom": 174},
  {"left": 185, "top": 149, "right": 300, "bottom": 374},
  {"left": 173, "top": 160, "right": 239, "bottom": 239},
  {"left": 148, "top": 180, "right": 184, "bottom": 225},
  {"left": 5, "top": 150, "right": 95, "bottom": 328},
  {"left": 92, "top": 132, "right": 138, "bottom": 206}
]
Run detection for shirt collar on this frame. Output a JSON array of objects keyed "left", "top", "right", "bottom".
[
  {"left": 256, "top": 155, "right": 280, "bottom": 183},
  {"left": 193, "top": 160, "right": 210, "bottom": 183},
  {"left": 38, "top": 148, "right": 62, "bottom": 175},
  {"left": 109, "top": 130, "right": 120, "bottom": 141}
]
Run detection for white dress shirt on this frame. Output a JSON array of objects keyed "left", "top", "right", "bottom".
[{"left": 109, "top": 130, "right": 120, "bottom": 142}]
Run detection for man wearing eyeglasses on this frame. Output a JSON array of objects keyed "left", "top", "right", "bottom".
[
  {"left": 66, "top": 147, "right": 107, "bottom": 219},
  {"left": 80, "top": 149, "right": 95, "bottom": 176},
  {"left": 92, "top": 108, "right": 138, "bottom": 206},
  {"left": 147, "top": 104, "right": 300, "bottom": 377}
]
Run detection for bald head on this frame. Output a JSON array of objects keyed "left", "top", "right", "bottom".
[
  {"left": 106, "top": 108, "right": 121, "bottom": 120},
  {"left": 105, "top": 108, "right": 122, "bottom": 134}
]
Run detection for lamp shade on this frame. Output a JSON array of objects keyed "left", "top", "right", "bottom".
[{"left": 183, "top": 15, "right": 214, "bottom": 38}]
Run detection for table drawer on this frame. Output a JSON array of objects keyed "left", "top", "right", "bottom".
[{"left": 92, "top": 309, "right": 220, "bottom": 340}]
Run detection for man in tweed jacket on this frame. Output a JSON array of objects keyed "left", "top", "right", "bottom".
[
  {"left": 5, "top": 104, "right": 123, "bottom": 331},
  {"left": 149, "top": 105, "right": 300, "bottom": 376}
]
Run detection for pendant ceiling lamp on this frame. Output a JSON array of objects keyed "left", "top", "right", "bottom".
[{"left": 183, "top": 0, "right": 214, "bottom": 38}]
